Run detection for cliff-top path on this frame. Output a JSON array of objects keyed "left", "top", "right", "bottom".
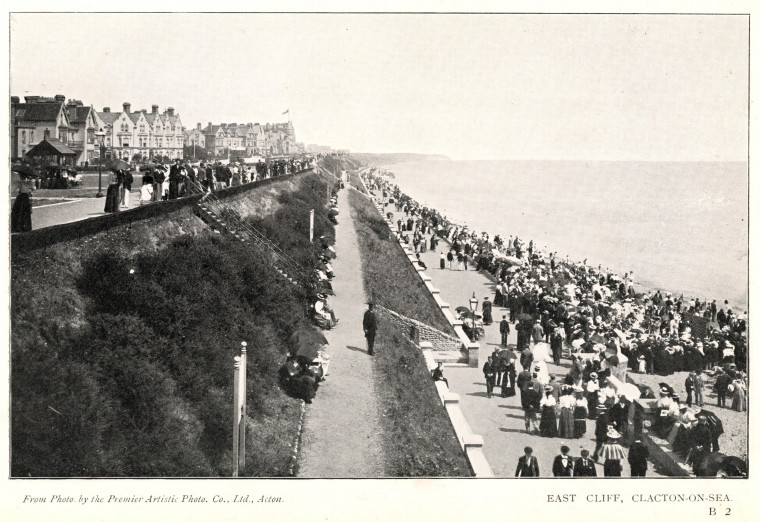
[{"left": 296, "top": 186, "right": 386, "bottom": 477}]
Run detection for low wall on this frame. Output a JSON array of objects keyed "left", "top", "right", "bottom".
[
  {"left": 421, "top": 342, "right": 494, "bottom": 477},
  {"left": 12, "top": 169, "right": 313, "bottom": 255}
]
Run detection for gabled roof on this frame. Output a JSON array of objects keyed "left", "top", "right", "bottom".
[
  {"left": 143, "top": 111, "right": 159, "bottom": 125},
  {"left": 15, "top": 101, "right": 65, "bottom": 123},
  {"left": 96, "top": 111, "right": 120, "bottom": 126},
  {"left": 127, "top": 111, "right": 145, "bottom": 124},
  {"left": 67, "top": 105, "right": 93, "bottom": 125},
  {"left": 26, "top": 137, "right": 77, "bottom": 157}
]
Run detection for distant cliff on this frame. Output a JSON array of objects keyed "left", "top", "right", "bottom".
[{"left": 352, "top": 152, "right": 450, "bottom": 166}]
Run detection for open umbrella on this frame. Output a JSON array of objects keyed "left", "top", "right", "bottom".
[
  {"left": 140, "top": 161, "right": 160, "bottom": 171},
  {"left": 617, "top": 382, "right": 642, "bottom": 400},
  {"left": 498, "top": 349, "right": 518, "bottom": 362},
  {"left": 455, "top": 306, "right": 471, "bottom": 315},
  {"left": 12, "top": 164, "right": 38, "bottom": 178},
  {"left": 289, "top": 327, "right": 329, "bottom": 361},
  {"left": 107, "top": 158, "right": 130, "bottom": 171},
  {"left": 458, "top": 310, "right": 477, "bottom": 320},
  {"left": 316, "top": 280, "right": 335, "bottom": 295}
]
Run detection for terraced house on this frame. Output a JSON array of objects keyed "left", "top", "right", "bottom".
[
  {"left": 95, "top": 102, "right": 185, "bottom": 162},
  {"left": 195, "top": 120, "right": 297, "bottom": 158}
]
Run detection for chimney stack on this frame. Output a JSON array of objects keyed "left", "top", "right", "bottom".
[
  {"left": 11, "top": 96, "right": 19, "bottom": 104},
  {"left": 54, "top": 94, "right": 66, "bottom": 102},
  {"left": 123, "top": 102, "right": 131, "bottom": 113},
  {"left": 197, "top": 123, "right": 202, "bottom": 130},
  {"left": 152, "top": 104, "right": 159, "bottom": 114},
  {"left": 103, "top": 107, "right": 110, "bottom": 113},
  {"left": 167, "top": 107, "right": 175, "bottom": 117}
]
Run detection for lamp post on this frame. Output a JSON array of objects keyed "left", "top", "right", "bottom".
[
  {"left": 469, "top": 291, "right": 479, "bottom": 314},
  {"left": 95, "top": 131, "right": 106, "bottom": 197},
  {"left": 469, "top": 291, "right": 479, "bottom": 341}
]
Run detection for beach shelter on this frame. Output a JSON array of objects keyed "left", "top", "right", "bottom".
[{"left": 25, "top": 137, "right": 77, "bottom": 169}]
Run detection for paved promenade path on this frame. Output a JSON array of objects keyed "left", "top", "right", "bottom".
[
  {"left": 23, "top": 189, "right": 139, "bottom": 231},
  {"left": 297, "top": 187, "right": 386, "bottom": 477},
  {"left": 385, "top": 205, "right": 666, "bottom": 478}
]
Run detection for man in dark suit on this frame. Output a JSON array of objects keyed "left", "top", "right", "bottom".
[
  {"left": 553, "top": 445, "right": 574, "bottom": 477},
  {"left": 517, "top": 368, "right": 532, "bottom": 409},
  {"left": 483, "top": 356, "right": 496, "bottom": 398},
  {"left": 515, "top": 446, "right": 540, "bottom": 477},
  {"left": 713, "top": 368, "right": 732, "bottom": 408},
  {"left": 499, "top": 315, "right": 511, "bottom": 347},
  {"left": 363, "top": 303, "right": 377, "bottom": 356},
  {"left": 574, "top": 449, "right": 597, "bottom": 476},
  {"left": 628, "top": 438, "right": 649, "bottom": 476},
  {"left": 520, "top": 346, "right": 534, "bottom": 373}
]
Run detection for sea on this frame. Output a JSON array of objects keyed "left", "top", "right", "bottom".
[{"left": 380, "top": 159, "right": 749, "bottom": 311}]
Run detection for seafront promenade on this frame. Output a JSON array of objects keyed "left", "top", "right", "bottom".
[{"left": 383, "top": 205, "right": 667, "bottom": 477}]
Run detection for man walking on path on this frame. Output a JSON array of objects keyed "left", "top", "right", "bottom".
[
  {"left": 531, "top": 321, "right": 545, "bottom": 345},
  {"left": 363, "top": 303, "right": 377, "bottom": 356},
  {"left": 499, "top": 315, "right": 511, "bottom": 347},
  {"left": 714, "top": 368, "right": 732, "bottom": 408},
  {"left": 483, "top": 356, "right": 496, "bottom": 398},
  {"left": 628, "top": 438, "right": 649, "bottom": 477}
]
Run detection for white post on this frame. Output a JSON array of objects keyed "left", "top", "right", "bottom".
[
  {"left": 232, "top": 355, "right": 241, "bottom": 477},
  {"left": 239, "top": 342, "right": 247, "bottom": 471},
  {"left": 309, "top": 209, "right": 315, "bottom": 243}
]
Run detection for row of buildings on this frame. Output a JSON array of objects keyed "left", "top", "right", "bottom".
[
  {"left": 184, "top": 121, "right": 297, "bottom": 158},
  {"left": 10, "top": 94, "right": 301, "bottom": 167}
]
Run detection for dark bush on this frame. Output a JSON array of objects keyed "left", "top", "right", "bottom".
[{"left": 11, "top": 174, "right": 335, "bottom": 476}]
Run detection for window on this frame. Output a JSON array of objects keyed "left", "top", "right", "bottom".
[
  {"left": 21, "top": 130, "right": 26, "bottom": 144},
  {"left": 121, "top": 123, "right": 129, "bottom": 132},
  {"left": 30, "top": 130, "right": 34, "bottom": 142},
  {"left": 140, "top": 124, "right": 146, "bottom": 133}
]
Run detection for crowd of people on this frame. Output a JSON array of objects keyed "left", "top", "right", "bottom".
[{"left": 362, "top": 168, "right": 748, "bottom": 477}]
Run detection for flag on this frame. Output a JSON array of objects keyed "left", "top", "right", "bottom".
[{"left": 282, "top": 109, "right": 289, "bottom": 115}]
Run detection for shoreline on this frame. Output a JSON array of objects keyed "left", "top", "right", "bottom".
[{"left": 374, "top": 161, "right": 748, "bottom": 313}]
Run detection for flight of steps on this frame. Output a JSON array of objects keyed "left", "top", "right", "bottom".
[{"left": 194, "top": 202, "right": 300, "bottom": 287}]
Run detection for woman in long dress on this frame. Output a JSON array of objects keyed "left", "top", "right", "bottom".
[
  {"left": 539, "top": 387, "right": 559, "bottom": 438},
  {"left": 104, "top": 170, "right": 123, "bottom": 213},
  {"left": 573, "top": 388, "right": 588, "bottom": 438},
  {"left": 558, "top": 388, "right": 576, "bottom": 439},
  {"left": 600, "top": 427, "right": 626, "bottom": 477},
  {"left": 731, "top": 377, "right": 747, "bottom": 412},
  {"left": 11, "top": 170, "right": 34, "bottom": 232}
]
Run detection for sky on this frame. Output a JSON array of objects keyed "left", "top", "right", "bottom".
[{"left": 9, "top": 13, "right": 749, "bottom": 161}]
